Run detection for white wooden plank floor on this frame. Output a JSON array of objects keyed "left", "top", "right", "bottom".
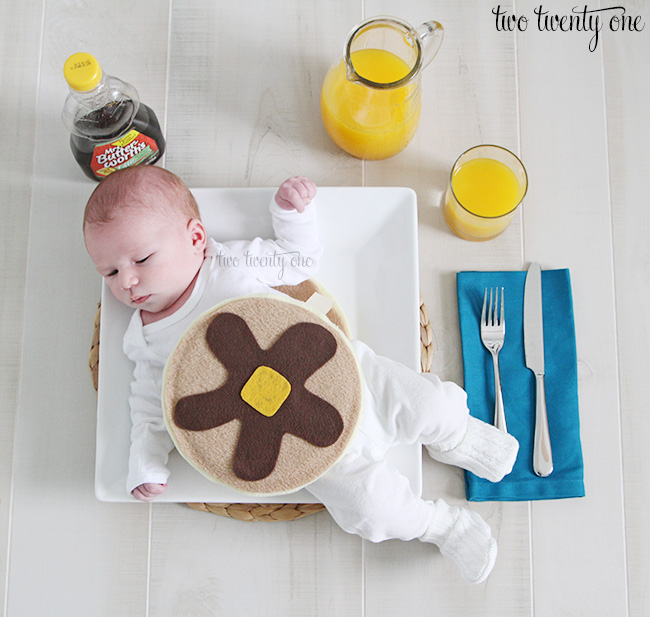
[{"left": 1, "top": 1, "right": 648, "bottom": 615}]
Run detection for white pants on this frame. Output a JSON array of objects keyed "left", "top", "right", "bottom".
[{"left": 308, "top": 340, "right": 470, "bottom": 543}]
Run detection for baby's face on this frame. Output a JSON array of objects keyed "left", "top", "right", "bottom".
[{"left": 85, "top": 206, "right": 206, "bottom": 319}]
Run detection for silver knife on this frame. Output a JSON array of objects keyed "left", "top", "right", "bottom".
[{"left": 523, "top": 262, "right": 553, "bottom": 477}]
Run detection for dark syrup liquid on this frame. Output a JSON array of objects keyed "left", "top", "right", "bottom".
[{"left": 70, "top": 99, "right": 165, "bottom": 180}]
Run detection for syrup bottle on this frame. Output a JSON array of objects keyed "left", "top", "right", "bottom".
[{"left": 62, "top": 52, "right": 166, "bottom": 181}]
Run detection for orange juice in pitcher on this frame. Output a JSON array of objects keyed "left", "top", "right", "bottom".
[{"left": 321, "top": 17, "right": 443, "bottom": 160}]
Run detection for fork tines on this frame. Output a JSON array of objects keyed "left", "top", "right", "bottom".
[{"left": 482, "top": 287, "right": 505, "bottom": 327}]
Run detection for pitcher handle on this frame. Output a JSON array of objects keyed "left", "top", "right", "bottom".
[{"left": 417, "top": 21, "right": 444, "bottom": 69}]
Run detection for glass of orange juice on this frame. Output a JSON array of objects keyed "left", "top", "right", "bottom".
[
  {"left": 320, "top": 17, "right": 444, "bottom": 160},
  {"left": 443, "top": 145, "right": 528, "bottom": 241}
]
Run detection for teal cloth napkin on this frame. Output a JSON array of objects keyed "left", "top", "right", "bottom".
[{"left": 456, "top": 269, "right": 585, "bottom": 501}]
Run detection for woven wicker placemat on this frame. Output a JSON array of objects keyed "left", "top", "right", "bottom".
[{"left": 89, "top": 293, "right": 433, "bottom": 521}]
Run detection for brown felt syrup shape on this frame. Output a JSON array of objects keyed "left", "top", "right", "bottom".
[{"left": 173, "top": 312, "right": 344, "bottom": 481}]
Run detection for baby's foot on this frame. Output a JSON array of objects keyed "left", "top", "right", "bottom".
[
  {"left": 420, "top": 499, "right": 497, "bottom": 584},
  {"left": 426, "top": 416, "right": 519, "bottom": 482}
]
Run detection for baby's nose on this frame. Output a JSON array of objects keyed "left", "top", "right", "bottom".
[{"left": 119, "top": 271, "right": 139, "bottom": 290}]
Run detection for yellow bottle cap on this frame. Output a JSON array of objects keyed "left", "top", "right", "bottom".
[{"left": 63, "top": 53, "right": 102, "bottom": 91}]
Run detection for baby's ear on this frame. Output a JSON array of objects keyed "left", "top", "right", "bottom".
[{"left": 187, "top": 218, "right": 207, "bottom": 250}]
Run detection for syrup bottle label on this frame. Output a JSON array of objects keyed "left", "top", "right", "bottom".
[{"left": 91, "top": 129, "right": 160, "bottom": 178}]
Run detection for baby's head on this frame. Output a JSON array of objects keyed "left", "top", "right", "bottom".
[
  {"left": 84, "top": 165, "right": 207, "bottom": 320},
  {"left": 83, "top": 164, "right": 201, "bottom": 226}
]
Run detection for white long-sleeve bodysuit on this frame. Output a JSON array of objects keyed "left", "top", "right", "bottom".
[{"left": 123, "top": 198, "right": 518, "bottom": 584}]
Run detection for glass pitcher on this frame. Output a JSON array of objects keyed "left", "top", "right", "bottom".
[{"left": 320, "top": 16, "right": 444, "bottom": 160}]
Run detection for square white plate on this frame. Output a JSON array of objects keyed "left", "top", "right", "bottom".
[{"left": 95, "top": 187, "right": 422, "bottom": 502}]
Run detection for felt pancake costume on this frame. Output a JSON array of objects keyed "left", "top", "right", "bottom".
[{"left": 162, "top": 294, "right": 363, "bottom": 496}]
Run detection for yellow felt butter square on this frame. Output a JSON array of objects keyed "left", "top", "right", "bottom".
[{"left": 240, "top": 366, "right": 291, "bottom": 417}]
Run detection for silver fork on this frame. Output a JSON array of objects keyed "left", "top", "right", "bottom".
[{"left": 480, "top": 287, "right": 507, "bottom": 432}]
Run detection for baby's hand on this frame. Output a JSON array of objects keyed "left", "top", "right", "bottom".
[
  {"left": 275, "top": 176, "right": 317, "bottom": 213},
  {"left": 132, "top": 483, "right": 167, "bottom": 502}
]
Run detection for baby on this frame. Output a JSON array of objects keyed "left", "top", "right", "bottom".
[{"left": 84, "top": 165, "right": 519, "bottom": 584}]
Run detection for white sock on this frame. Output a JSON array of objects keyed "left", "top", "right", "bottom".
[
  {"left": 425, "top": 416, "right": 519, "bottom": 482},
  {"left": 420, "top": 499, "right": 497, "bottom": 584}
]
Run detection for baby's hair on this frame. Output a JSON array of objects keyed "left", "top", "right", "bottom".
[{"left": 83, "top": 165, "right": 201, "bottom": 229}]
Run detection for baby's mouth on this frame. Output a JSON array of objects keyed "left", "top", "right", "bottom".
[{"left": 131, "top": 294, "right": 151, "bottom": 305}]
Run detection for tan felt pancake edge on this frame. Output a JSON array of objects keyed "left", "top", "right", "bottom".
[{"left": 162, "top": 294, "right": 363, "bottom": 496}]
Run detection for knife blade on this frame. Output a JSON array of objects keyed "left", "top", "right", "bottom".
[{"left": 524, "top": 262, "right": 553, "bottom": 477}]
